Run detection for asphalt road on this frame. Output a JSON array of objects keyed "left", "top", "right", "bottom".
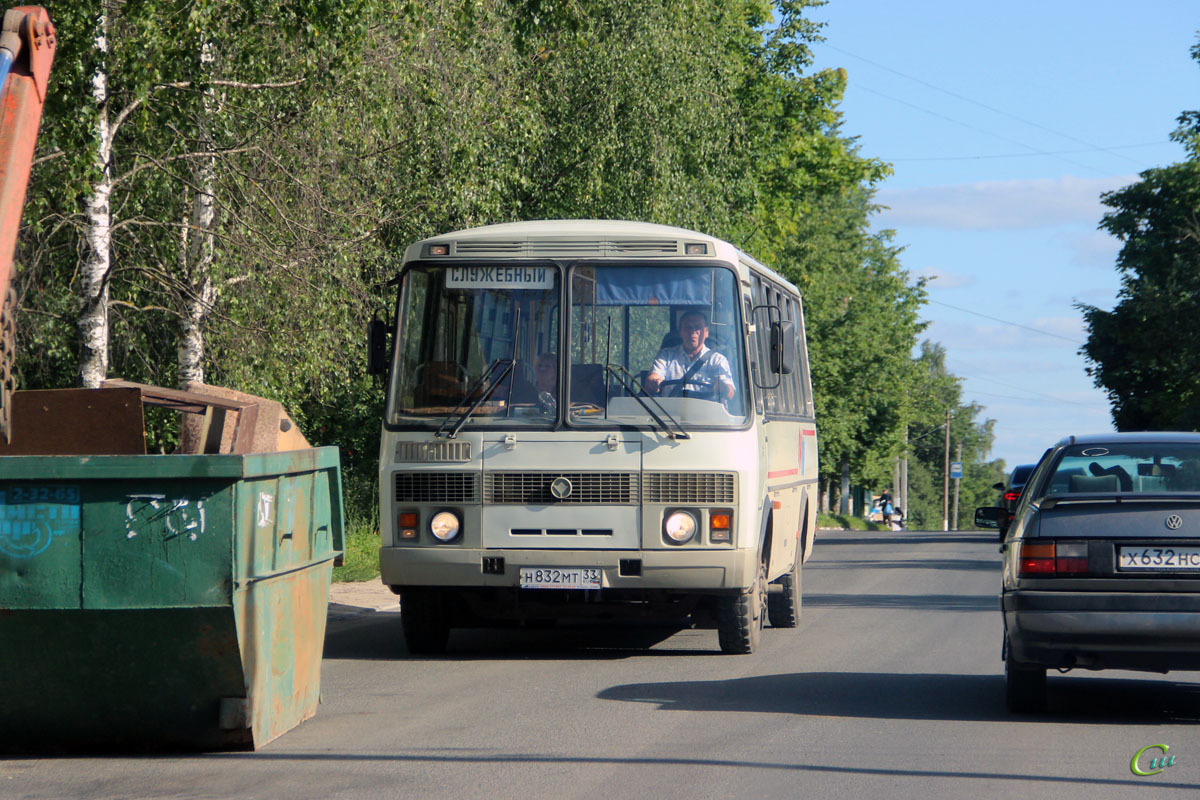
[{"left": 6, "top": 529, "right": 1200, "bottom": 799}]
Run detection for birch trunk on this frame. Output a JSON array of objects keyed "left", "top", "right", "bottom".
[
  {"left": 177, "top": 40, "right": 217, "bottom": 387},
  {"left": 79, "top": 10, "right": 111, "bottom": 388}
]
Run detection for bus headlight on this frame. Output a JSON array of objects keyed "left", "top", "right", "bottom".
[
  {"left": 664, "top": 511, "right": 698, "bottom": 544},
  {"left": 430, "top": 511, "right": 461, "bottom": 542}
]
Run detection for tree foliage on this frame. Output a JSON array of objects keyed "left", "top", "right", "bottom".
[
  {"left": 15, "top": 0, "right": 994, "bottom": 522},
  {"left": 1080, "top": 34, "right": 1200, "bottom": 431}
]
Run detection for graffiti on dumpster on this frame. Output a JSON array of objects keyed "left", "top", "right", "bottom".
[
  {"left": 125, "top": 494, "right": 207, "bottom": 541},
  {"left": 0, "top": 485, "right": 82, "bottom": 558}
]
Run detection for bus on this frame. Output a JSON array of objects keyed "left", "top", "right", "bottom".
[{"left": 367, "top": 220, "right": 818, "bottom": 654}]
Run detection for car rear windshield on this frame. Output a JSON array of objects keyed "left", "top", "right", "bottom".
[
  {"left": 1011, "top": 465, "right": 1035, "bottom": 486},
  {"left": 1046, "top": 443, "right": 1200, "bottom": 495}
]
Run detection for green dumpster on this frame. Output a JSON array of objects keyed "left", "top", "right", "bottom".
[{"left": 0, "top": 446, "right": 344, "bottom": 751}]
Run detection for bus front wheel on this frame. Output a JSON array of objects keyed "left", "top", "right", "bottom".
[
  {"left": 717, "top": 563, "right": 766, "bottom": 654},
  {"left": 401, "top": 588, "right": 451, "bottom": 655}
]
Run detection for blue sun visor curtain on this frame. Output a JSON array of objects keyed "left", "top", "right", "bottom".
[{"left": 594, "top": 268, "right": 713, "bottom": 306}]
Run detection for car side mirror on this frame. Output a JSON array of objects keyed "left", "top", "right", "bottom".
[
  {"left": 974, "top": 506, "right": 1010, "bottom": 530},
  {"left": 991, "top": 481, "right": 1005, "bottom": 490},
  {"left": 367, "top": 318, "right": 391, "bottom": 376}
]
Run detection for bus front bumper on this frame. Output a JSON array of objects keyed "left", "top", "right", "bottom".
[{"left": 379, "top": 546, "right": 755, "bottom": 592}]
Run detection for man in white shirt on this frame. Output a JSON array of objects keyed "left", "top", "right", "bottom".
[{"left": 645, "top": 311, "right": 735, "bottom": 401}]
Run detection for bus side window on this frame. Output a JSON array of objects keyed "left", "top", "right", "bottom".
[
  {"left": 751, "top": 276, "right": 777, "bottom": 412},
  {"left": 791, "top": 296, "right": 814, "bottom": 417},
  {"left": 745, "top": 294, "right": 763, "bottom": 414}
]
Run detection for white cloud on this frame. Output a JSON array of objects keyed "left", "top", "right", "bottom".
[
  {"left": 1051, "top": 229, "right": 1123, "bottom": 268},
  {"left": 915, "top": 266, "right": 976, "bottom": 289},
  {"left": 875, "top": 175, "right": 1138, "bottom": 230}
]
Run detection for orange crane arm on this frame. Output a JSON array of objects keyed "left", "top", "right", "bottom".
[{"left": 0, "top": 5, "right": 55, "bottom": 440}]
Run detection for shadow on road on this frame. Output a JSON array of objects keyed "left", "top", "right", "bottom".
[
  {"left": 820, "top": 534, "right": 992, "bottom": 546},
  {"left": 597, "top": 670, "right": 1200, "bottom": 724},
  {"left": 323, "top": 614, "right": 707, "bottom": 661},
  {"left": 805, "top": 592, "right": 997, "bottom": 611},
  {"left": 808, "top": 557, "right": 999, "bottom": 572}
]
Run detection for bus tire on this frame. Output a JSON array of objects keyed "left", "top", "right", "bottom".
[
  {"left": 767, "top": 552, "right": 801, "bottom": 628},
  {"left": 717, "top": 562, "right": 766, "bottom": 654},
  {"left": 401, "top": 589, "right": 450, "bottom": 655}
]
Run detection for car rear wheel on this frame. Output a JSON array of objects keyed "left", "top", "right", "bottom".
[
  {"left": 1005, "top": 653, "right": 1046, "bottom": 713},
  {"left": 401, "top": 588, "right": 450, "bottom": 655}
]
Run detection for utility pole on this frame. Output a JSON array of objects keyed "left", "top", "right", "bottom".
[
  {"left": 942, "top": 408, "right": 951, "bottom": 532},
  {"left": 951, "top": 442, "right": 962, "bottom": 531},
  {"left": 901, "top": 426, "right": 908, "bottom": 526}
]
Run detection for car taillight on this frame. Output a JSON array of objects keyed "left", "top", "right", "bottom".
[
  {"left": 1004, "top": 491, "right": 1021, "bottom": 503},
  {"left": 1017, "top": 540, "right": 1089, "bottom": 577},
  {"left": 1018, "top": 542, "right": 1055, "bottom": 575},
  {"left": 1055, "top": 542, "right": 1088, "bottom": 574}
]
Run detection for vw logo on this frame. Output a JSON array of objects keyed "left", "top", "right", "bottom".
[
  {"left": 1165, "top": 515, "right": 1184, "bottom": 530},
  {"left": 549, "top": 477, "right": 573, "bottom": 500}
]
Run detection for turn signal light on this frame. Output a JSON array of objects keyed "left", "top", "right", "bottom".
[
  {"left": 1018, "top": 542, "right": 1055, "bottom": 575},
  {"left": 710, "top": 510, "right": 732, "bottom": 543},
  {"left": 399, "top": 511, "right": 418, "bottom": 540}
]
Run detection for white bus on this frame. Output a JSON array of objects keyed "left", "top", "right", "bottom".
[{"left": 368, "top": 220, "right": 818, "bottom": 654}]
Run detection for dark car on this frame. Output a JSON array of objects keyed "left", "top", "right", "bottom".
[
  {"left": 975, "top": 433, "right": 1200, "bottom": 713},
  {"left": 990, "top": 463, "right": 1037, "bottom": 540}
]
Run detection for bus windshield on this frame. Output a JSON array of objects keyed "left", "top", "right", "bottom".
[
  {"left": 386, "top": 262, "right": 749, "bottom": 431},
  {"left": 568, "top": 265, "right": 749, "bottom": 428},
  {"left": 387, "top": 263, "right": 561, "bottom": 428}
]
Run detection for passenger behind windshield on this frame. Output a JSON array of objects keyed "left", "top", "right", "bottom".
[
  {"left": 644, "top": 310, "right": 735, "bottom": 403},
  {"left": 533, "top": 352, "right": 557, "bottom": 395}
]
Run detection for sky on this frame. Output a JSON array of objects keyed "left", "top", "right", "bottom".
[{"left": 808, "top": 1, "right": 1199, "bottom": 471}]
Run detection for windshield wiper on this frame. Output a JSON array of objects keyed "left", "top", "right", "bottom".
[
  {"left": 602, "top": 364, "right": 689, "bottom": 440},
  {"left": 435, "top": 358, "right": 515, "bottom": 439}
]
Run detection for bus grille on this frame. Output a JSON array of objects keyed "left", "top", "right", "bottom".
[
  {"left": 643, "top": 472, "right": 736, "bottom": 504},
  {"left": 395, "top": 471, "right": 735, "bottom": 504},
  {"left": 610, "top": 239, "right": 680, "bottom": 254},
  {"left": 395, "top": 441, "right": 472, "bottom": 463},
  {"left": 394, "top": 471, "right": 480, "bottom": 503},
  {"left": 484, "top": 472, "right": 640, "bottom": 504}
]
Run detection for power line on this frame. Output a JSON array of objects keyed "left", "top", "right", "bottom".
[
  {"left": 959, "top": 373, "right": 1099, "bottom": 408},
  {"left": 926, "top": 298, "right": 1087, "bottom": 345},
  {"left": 890, "top": 141, "right": 1169, "bottom": 162},
  {"left": 856, "top": 85, "right": 1106, "bottom": 176},
  {"left": 823, "top": 43, "right": 1147, "bottom": 167}
]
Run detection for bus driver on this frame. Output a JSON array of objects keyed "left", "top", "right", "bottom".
[{"left": 645, "top": 310, "right": 735, "bottom": 402}]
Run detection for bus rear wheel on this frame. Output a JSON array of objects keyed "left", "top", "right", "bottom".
[
  {"left": 767, "top": 552, "right": 801, "bottom": 628},
  {"left": 717, "top": 563, "right": 766, "bottom": 654},
  {"left": 401, "top": 588, "right": 450, "bottom": 655}
]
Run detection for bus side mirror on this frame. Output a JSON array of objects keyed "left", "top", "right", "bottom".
[
  {"left": 367, "top": 318, "right": 391, "bottom": 376},
  {"left": 770, "top": 320, "right": 795, "bottom": 375}
]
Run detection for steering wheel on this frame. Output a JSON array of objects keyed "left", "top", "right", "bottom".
[
  {"left": 413, "top": 362, "right": 469, "bottom": 385},
  {"left": 658, "top": 377, "right": 721, "bottom": 402}
]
